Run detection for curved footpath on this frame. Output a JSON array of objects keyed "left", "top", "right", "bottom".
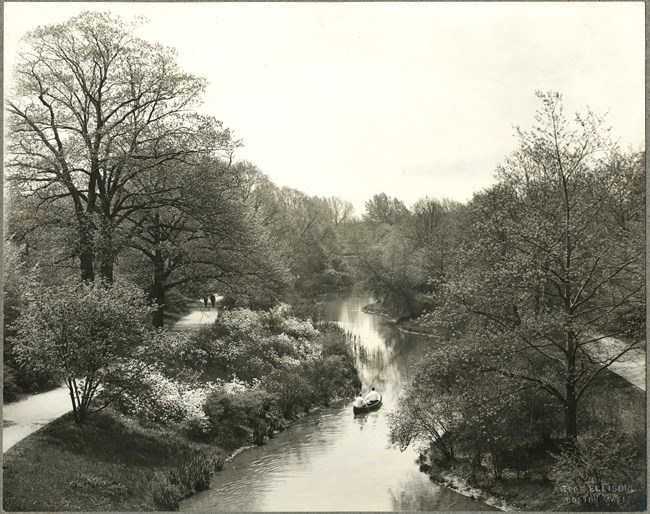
[
  {"left": 2, "top": 310, "right": 645, "bottom": 453},
  {"left": 2, "top": 305, "right": 220, "bottom": 453}
]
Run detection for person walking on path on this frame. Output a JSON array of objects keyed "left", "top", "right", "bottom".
[
  {"left": 203, "top": 296, "right": 208, "bottom": 308},
  {"left": 210, "top": 294, "right": 216, "bottom": 308}
]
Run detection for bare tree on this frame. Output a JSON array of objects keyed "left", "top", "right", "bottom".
[{"left": 324, "top": 196, "right": 354, "bottom": 226}]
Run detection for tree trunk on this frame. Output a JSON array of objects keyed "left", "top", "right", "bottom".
[
  {"left": 565, "top": 383, "right": 578, "bottom": 440},
  {"left": 65, "top": 378, "right": 81, "bottom": 424},
  {"left": 77, "top": 209, "right": 96, "bottom": 282},
  {"left": 151, "top": 246, "right": 166, "bottom": 328},
  {"left": 151, "top": 283, "right": 165, "bottom": 328},
  {"left": 80, "top": 247, "right": 95, "bottom": 282}
]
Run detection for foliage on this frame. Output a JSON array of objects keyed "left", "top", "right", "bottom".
[
  {"left": 363, "top": 193, "right": 409, "bottom": 225},
  {"left": 192, "top": 305, "right": 322, "bottom": 381},
  {"left": 419, "top": 92, "right": 645, "bottom": 439},
  {"left": 191, "top": 309, "right": 359, "bottom": 437},
  {"left": 389, "top": 342, "right": 563, "bottom": 473},
  {"left": 203, "top": 387, "right": 277, "bottom": 449},
  {"left": 109, "top": 370, "right": 214, "bottom": 425},
  {"left": 152, "top": 452, "right": 225, "bottom": 510},
  {"left": 550, "top": 429, "right": 646, "bottom": 511},
  {"left": 12, "top": 278, "right": 168, "bottom": 423},
  {"left": 7, "top": 11, "right": 234, "bottom": 282},
  {"left": 356, "top": 197, "right": 464, "bottom": 318},
  {"left": 3, "top": 239, "right": 61, "bottom": 400}
]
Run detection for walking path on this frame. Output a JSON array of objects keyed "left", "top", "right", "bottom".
[
  {"left": 171, "top": 303, "right": 220, "bottom": 332},
  {"left": 3, "top": 303, "right": 220, "bottom": 453},
  {"left": 588, "top": 337, "right": 646, "bottom": 391},
  {"left": 3, "top": 386, "right": 71, "bottom": 452}
]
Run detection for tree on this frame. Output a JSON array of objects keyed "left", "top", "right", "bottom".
[
  {"left": 6, "top": 12, "right": 234, "bottom": 282},
  {"left": 362, "top": 193, "right": 409, "bottom": 225},
  {"left": 121, "top": 155, "right": 290, "bottom": 326},
  {"left": 324, "top": 196, "right": 354, "bottom": 226},
  {"left": 444, "top": 92, "right": 645, "bottom": 439},
  {"left": 389, "top": 343, "right": 563, "bottom": 474},
  {"left": 12, "top": 279, "right": 165, "bottom": 423}
]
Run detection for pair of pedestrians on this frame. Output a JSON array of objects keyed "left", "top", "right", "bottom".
[{"left": 203, "top": 294, "right": 216, "bottom": 308}]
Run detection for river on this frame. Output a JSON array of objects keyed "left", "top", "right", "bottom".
[{"left": 180, "top": 291, "right": 494, "bottom": 512}]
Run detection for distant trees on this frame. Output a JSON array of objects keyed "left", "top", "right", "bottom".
[
  {"left": 363, "top": 193, "right": 409, "bottom": 225},
  {"left": 357, "top": 195, "right": 463, "bottom": 318},
  {"left": 324, "top": 196, "right": 354, "bottom": 226}
]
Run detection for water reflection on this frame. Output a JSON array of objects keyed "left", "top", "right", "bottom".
[{"left": 180, "top": 292, "right": 493, "bottom": 512}]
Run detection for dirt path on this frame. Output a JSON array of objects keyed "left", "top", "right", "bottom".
[
  {"left": 3, "top": 304, "right": 220, "bottom": 453},
  {"left": 171, "top": 304, "right": 220, "bottom": 332}
]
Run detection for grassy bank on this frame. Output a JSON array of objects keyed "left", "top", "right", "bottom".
[
  {"left": 3, "top": 409, "right": 226, "bottom": 511},
  {"left": 4, "top": 304, "right": 361, "bottom": 512}
]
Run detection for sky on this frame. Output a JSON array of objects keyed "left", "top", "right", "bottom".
[{"left": 4, "top": 2, "right": 645, "bottom": 215}]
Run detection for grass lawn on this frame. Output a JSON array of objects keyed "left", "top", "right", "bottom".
[{"left": 3, "top": 409, "right": 225, "bottom": 511}]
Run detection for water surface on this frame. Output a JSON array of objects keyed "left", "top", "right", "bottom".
[{"left": 181, "top": 292, "right": 494, "bottom": 511}]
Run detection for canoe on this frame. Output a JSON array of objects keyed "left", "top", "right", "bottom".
[{"left": 353, "top": 394, "right": 382, "bottom": 415}]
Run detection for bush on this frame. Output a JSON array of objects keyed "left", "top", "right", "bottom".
[
  {"left": 151, "top": 480, "right": 182, "bottom": 511},
  {"left": 151, "top": 451, "right": 224, "bottom": 510},
  {"left": 203, "top": 388, "right": 276, "bottom": 449},
  {"left": 3, "top": 365, "right": 22, "bottom": 403},
  {"left": 551, "top": 429, "right": 646, "bottom": 511},
  {"left": 263, "top": 368, "right": 314, "bottom": 418},
  {"left": 109, "top": 370, "right": 213, "bottom": 425}
]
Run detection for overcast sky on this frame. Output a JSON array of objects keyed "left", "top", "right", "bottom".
[{"left": 4, "top": 2, "right": 645, "bottom": 214}]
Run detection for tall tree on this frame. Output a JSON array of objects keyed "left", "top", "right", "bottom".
[
  {"left": 446, "top": 92, "right": 645, "bottom": 439},
  {"left": 362, "top": 193, "right": 409, "bottom": 225},
  {"left": 6, "top": 12, "right": 234, "bottom": 282},
  {"left": 122, "top": 157, "right": 291, "bottom": 326}
]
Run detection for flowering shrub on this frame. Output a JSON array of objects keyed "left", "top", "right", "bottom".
[
  {"left": 193, "top": 307, "right": 324, "bottom": 381},
  {"left": 111, "top": 369, "right": 216, "bottom": 424},
  {"left": 12, "top": 278, "right": 158, "bottom": 423}
]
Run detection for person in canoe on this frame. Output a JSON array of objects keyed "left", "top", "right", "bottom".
[
  {"left": 365, "top": 387, "right": 380, "bottom": 403},
  {"left": 353, "top": 391, "right": 367, "bottom": 410}
]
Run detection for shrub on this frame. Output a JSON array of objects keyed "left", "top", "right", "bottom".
[
  {"left": 109, "top": 369, "right": 215, "bottom": 425},
  {"left": 151, "top": 480, "right": 182, "bottom": 511},
  {"left": 203, "top": 388, "right": 275, "bottom": 449},
  {"left": 551, "top": 429, "right": 646, "bottom": 511},
  {"left": 3, "top": 365, "right": 22, "bottom": 402},
  {"left": 151, "top": 451, "right": 224, "bottom": 510},
  {"left": 262, "top": 367, "right": 314, "bottom": 418}
]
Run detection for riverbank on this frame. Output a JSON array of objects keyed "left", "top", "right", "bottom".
[
  {"left": 3, "top": 400, "right": 352, "bottom": 511},
  {"left": 2, "top": 408, "right": 230, "bottom": 511},
  {"left": 361, "top": 301, "right": 441, "bottom": 337},
  {"left": 3, "top": 305, "right": 361, "bottom": 511},
  {"left": 362, "top": 301, "right": 646, "bottom": 512}
]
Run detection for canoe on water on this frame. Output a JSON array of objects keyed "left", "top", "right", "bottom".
[{"left": 353, "top": 394, "right": 382, "bottom": 415}]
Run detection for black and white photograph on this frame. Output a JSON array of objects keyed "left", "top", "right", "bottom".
[{"left": 2, "top": 2, "right": 646, "bottom": 512}]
